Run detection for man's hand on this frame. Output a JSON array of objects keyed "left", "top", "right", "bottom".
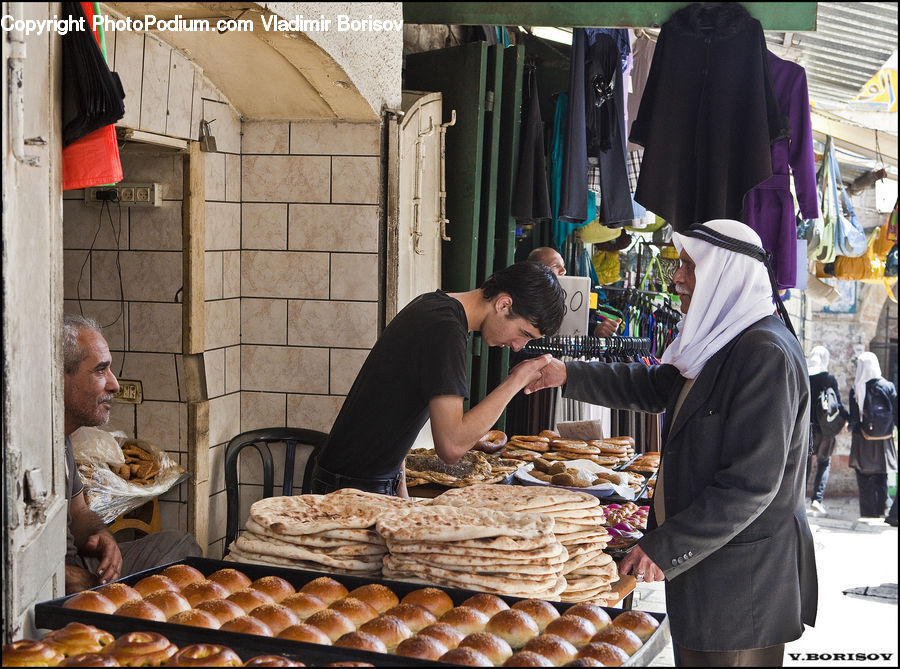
[
  {"left": 523, "top": 357, "right": 567, "bottom": 395},
  {"left": 593, "top": 317, "right": 621, "bottom": 338},
  {"left": 82, "top": 532, "right": 122, "bottom": 584},
  {"left": 65, "top": 565, "right": 99, "bottom": 594},
  {"left": 618, "top": 545, "right": 665, "bottom": 583},
  {"left": 506, "top": 354, "right": 553, "bottom": 389}
]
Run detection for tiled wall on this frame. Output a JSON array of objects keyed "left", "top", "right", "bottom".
[
  {"left": 213, "top": 120, "right": 382, "bottom": 557},
  {"left": 63, "top": 23, "right": 384, "bottom": 559}
]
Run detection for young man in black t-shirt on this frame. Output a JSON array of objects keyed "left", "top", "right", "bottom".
[{"left": 312, "top": 262, "right": 565, "bottom": 496}]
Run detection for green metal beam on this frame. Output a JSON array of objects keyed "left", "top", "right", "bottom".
[{"left": 403, "top": 3, "right": 818, "bottom": 31}]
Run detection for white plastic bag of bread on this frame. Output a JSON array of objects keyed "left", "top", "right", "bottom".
[
  {"left": 515, "top": 458, "right": 639, "bottom": 499},
  {"left": 71, "top": 427, "right": 187, "bottom": 523}
]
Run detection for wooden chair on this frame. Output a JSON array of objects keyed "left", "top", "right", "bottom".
[
  {"left": 223, "top": 427, "right": 328, "bottom": 552},
  {"left": 109, "top": 498, "right": 162, "bottom": 537}
]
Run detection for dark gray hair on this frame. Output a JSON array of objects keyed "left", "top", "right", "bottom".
[{"left": 63, "top": 314, "right": 102, "bottom": 374}]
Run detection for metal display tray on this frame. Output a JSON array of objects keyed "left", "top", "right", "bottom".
[{"left": 35, "top": 556, "right": 670, "bottom": 666}]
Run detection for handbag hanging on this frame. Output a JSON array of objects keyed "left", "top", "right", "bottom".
[{"left": 825, "top": 138, "right": 868, "bottom": 258}]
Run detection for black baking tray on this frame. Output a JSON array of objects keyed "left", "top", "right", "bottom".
[{"left": 35, "top": 556, "right": 669, "bottom": 666}]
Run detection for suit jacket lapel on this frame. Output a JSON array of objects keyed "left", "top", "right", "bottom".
[{"left": 665, "top": 336, "right": 742, "bottom": 443}]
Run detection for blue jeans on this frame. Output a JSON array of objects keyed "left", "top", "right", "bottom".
[{"left": 806, "top": 455, "right": 831, "bottom": 503}]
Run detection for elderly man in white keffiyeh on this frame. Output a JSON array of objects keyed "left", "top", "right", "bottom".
[{"left": 526, "top": 220, "right": 818, "bottom": 666}]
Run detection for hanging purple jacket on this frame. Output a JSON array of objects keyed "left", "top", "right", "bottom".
[{"left": 742, "top": 52, "right": 819, "bottom": 289}]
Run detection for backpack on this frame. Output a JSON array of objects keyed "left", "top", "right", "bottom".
[
  {"left": 862, "top": 382, "right": 895, "bottom": 440},
  {"left": 815, "top": 386, "right": 845, "bottom": 439}
]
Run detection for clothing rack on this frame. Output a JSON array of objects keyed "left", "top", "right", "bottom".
[
  {"left": 522, "top": 335, "right": 652, "bottom": 359},
  {"left": 505, "top": 336, "right": 663, "bottom": 453}
]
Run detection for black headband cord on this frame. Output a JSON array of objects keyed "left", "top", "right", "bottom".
[{"left": 679, "top": 225, "right": 798, "bottom": 339}]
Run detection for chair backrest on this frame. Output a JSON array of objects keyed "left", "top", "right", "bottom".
[{"left": 223, "top": 427, "right": 328, "bottom": 553}]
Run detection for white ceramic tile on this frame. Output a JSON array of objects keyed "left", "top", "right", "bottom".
[
  {"left": 209, "top": 392, "right": 241, "bottom": 448},
  {"left": 204, "top": 251, "right": 224, "bottom": 301},
  {"left": 129, "top": 200, "right": 182, "bottom": 251},
  {"left": 135, "top": 400, "right": 181, "bottom": 450},
  {"left": 64, "top": 199, "right": 128, "bottom": 250},
  {"left": 166, "top": 49, "right": 194, "bottom": 139},
  {"left": 241, "top": 155, "right": 331, "bottom": 203},
  {"left": 330, "top": 253, "right": 379, "bottom": 301},
  {"left": 242, "top": 121, "right": 290, "bottom": 154},
  {"left": 241, "top": 299, "right": 287, "bottom": 345},
  {"left": 204, "top": 348, "right": 226, "bottom": 399},
  {"left": 204, "top": 152, "right": 226, "bottom": 202},
  {"left": 140, "top": 35, "right": 170, "bottom": 135},
  {"left": 91, "top": 251, "right": 182, "bottom": 302},
  {"left": 241, "top": 392, "right": 287, "bottom": 433},
  {"left": 225, "top": 346, "right": 240, "bottom": 395},
  {"left": 241, "top": 251, "right": 329, "bottom": 299},
  {"left": 222, "top": 251, "right": 240, "bottom": 299},
  {"left": 114, "top": 30, "right": 144, "bottom": 128},
  {"left": 208, "top": 490, "right": 227, "bottom": 544},
  {"left": 242, "top": 203, "right": 287, "bottom": 250},
  {"left": 209, "top": 443, "right": 226, "bottom": 495},
  {"left": 286, "top": 394, "right": 346, "bottom": 434},
  {"left": 331, "top": 156, "right": 379, "bottom": 204},
  {"left": 288, "top": 204, "right": 378, "bottom": 252},
  {"left": 287, "top": 300, "right": 378, "bottom": 348},
  {"left": 204, "top": 299, "right": 240, "bottom": 350},
  {"left": 225, "top": 154, "right": 241, "bottom": 203},
  {"left": 64, "top": 250, "right": 90, "bottom": 301},
  {"left": 205, "top": 202, "right": 240, "bottom": 251},
  {"left": 129, "top": 302, "right": 182, "bottom": 353},
  {"left": 289, "top": 121, "right": 380, "bottom": 155},
  {"left": 241, "top": 345, "right": 329, "bottom": 394},
  {"left": 119, "top": 352, "right": 180, "bottom": 402}
]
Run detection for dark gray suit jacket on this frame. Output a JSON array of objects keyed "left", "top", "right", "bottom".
[{"left": 565, "top": 315, "right": 817, "bottom": 651}]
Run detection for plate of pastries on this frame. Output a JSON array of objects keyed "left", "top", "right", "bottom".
[
  {"left": 502, "top": 431, "right": 636, "bottom": 468},
  {"left": 48, "top": 562, "right": 665, "bottom": 666}
]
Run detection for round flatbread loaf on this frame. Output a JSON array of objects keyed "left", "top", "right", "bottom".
[{"left": 376, "top": 506, "right": 554, "bottom": 543}]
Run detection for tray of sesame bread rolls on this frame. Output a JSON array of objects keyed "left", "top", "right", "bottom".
[{"left": 34, "top": 556, "right": 669, "bottom": 666}]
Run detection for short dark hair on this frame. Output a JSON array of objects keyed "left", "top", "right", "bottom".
[{"left": 481, "top": 262, "right": 565, "bottom": 337}]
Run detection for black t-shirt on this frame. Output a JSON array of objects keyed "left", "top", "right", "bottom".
[{"left": 317, "top": 291, "right": 470, "bottom": 478}]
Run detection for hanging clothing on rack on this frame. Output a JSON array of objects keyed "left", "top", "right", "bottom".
[
  {"left": 741, "top": 52, "right": 819, "bottom": 290},
  {"left": 550, "top": 93, "right": 597, "bottom": 251},
  {"left": 629, "top": 3, "right": 790, "bottom": 231},
  {"left": 583, "top": 29, "right": 634, "bottom": 227},
  {"left": 626, "top": 31, "right": 657, "bottom": 153},
  {"left": 560, "top": 28, "right": 589, "bottom": 224},
  {"left": 512, "top": 64, "right": 552, "bottom": 222}
]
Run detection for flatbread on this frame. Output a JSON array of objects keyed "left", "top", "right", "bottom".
[
  {"left": 225, "top": 545, "right": 381, "bottom": 575},
  {"left": 382, "top": 561, "right": 566, "bottom": 598},
  {"left": 385, "top": 555, "right": 563, "bottom": 578},
  {"left": 376, "top": 506, "right": 555, "bottom": 543},
  {"left": 432, "top": 484, "right": 599, "bottom": 512},
  {"left": 250, "top": 495, "right": 395, "bottom": 534},
  {"left": 244, "top": 520, "right": 386, "bottom": 554},
  {"left": 387, "top": 551, "right": 567, "bottom": 572},
  {"left": 235, "top": 534, "right": 385, "bottom": 570},
  {"left": 386, "top": 540, "right": 565, "bottom": 560}
]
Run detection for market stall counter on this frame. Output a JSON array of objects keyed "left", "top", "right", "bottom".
[{"left": 35, "top": 557, "right": 670, "bottom": 666}]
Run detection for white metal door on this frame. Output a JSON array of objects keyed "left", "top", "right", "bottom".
[{"left": 386, "top": 92, "right": 444, "bottom": 320}]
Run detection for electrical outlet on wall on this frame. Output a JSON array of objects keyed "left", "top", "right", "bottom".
[
  {"left": 115, "top": 380, "right": 143, "bottom": 404},
  {"left": 85, "top": 184, "right": 161, "bottom": 207}
]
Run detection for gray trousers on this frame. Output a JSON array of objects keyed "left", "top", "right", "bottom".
[
  {"left": 73, "top": 530, "right": 202, "bottom": 577},
  {"left": 675, "top": 643, "right": 785, "bottom": 667}
]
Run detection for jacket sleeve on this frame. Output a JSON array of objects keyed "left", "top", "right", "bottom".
[
  {"left": 638, "top": 340, "right": 804, "bottom": 580},
  {"left": 563, "top": 361, "right": 682, "bottom": 413},
  {"left": 787, "top": 65, "right": 819, "bottom": 219}
]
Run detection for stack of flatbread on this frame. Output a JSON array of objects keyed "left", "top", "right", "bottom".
[
  {"left": 377, "top": 505, "right": 567, "bottom": 600},
  {"left": 226, "top": 489, "right": 412, "bottom": 575},
  {"left": 430, "top": 485, "right": 617, "bottom": 604}
]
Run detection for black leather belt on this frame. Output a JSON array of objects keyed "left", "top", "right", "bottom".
[{"left": 309, "top": 464, "right": 401, "bottom": 496}]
